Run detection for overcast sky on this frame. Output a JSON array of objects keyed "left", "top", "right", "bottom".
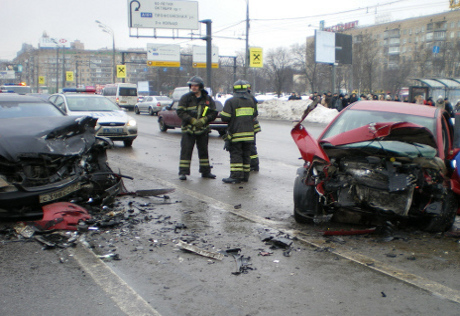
[{"left": 0, "top": 0, "right": 449, "bottom": 60}]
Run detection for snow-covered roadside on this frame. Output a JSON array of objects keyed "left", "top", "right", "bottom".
[
  {"left": 215, "top": 96, "right": 338, "bottom": 125},
  {"left": 257, "top": 99, "right": 338, "bottom": 124}
]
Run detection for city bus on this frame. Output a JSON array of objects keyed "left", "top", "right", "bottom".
[{"left": 102, "top": 83, "right": 138, "bottom": 110}]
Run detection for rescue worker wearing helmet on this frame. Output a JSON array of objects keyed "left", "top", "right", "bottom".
[
  {"left": 220, "top": 80, "right": 258, "bottom": 183},
  {"left": 243, "top": 80, "right": 261, "bottom": 172},
  {"left": 177, "top": 76, "right": 218, "bottom": 180}
]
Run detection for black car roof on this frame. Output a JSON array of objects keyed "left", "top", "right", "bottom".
[{"left": 0, "top": 94, "right": 49, "bottom": 102}]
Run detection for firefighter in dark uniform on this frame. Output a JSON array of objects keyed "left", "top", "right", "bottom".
[
  {"left": 243, "top": 80, "right": 261, "bottom": 171},
  {"left": 220, "top": 80, "right": 258, "bottom": 183},
  {"left": 177, "top": 76, "right": 218, "bottom": 180}
]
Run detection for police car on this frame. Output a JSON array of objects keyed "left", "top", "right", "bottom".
[{"left": 49, "top": 88, "right": 137, "bottom": 146}]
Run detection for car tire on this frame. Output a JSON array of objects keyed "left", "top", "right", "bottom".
[
  {"left": 158, "top": 117, "right": 168, "bottom": 132},
  {"left": 148, "top": 107, "right": 155, "bottom": 116},
  {"left": 423, "top": 190, "right": 458, "bottom": 232},
  {"left": 293, "top": 167, "right": 321, "bottom": 223},
  {"left": 123, "top": 140, "right": 133, "bottom": 147},
  {"left": 134, "top": 106, "right": 140, "bottom": 115}
]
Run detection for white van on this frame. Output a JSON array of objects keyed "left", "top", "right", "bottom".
[{"left": 102, "top": 83, "right": 138, "bottom": 110}]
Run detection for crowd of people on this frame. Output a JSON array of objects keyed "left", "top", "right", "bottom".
[{"left": 306, "top": 91, "right": 458, "bottom": 118}]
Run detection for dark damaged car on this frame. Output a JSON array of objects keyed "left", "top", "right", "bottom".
[
  {"left": 292, "top": 100, "right": 460, "bottom": 232},
  {"left": 0, "top": 95, "right": 120, "bottom": 219}
]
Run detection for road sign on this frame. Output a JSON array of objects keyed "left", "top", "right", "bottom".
[
  {"left": 0, "top": 71, "right": 15, "bottom": 79},
  {"left": 192, "top": 46, "right": 219, "bottom": 68},
  {"left": 147, "top": 44, "right": 181, "bottom": 67},
  {"left": 128, "top": 0, "right": 199, "bottom": 30},
  {"left": 433, "top": 46, "right": 440, "bottom": 54},
  {"left": 38, "top": 76, "right": 45, "bottom": 85},
  {"left": 66, "top": 71, "right": 74, "bottom": 82},
  {"left": 117, "top": 65, "right": 126, "bottom": 78},
  {"left": 249, "top": 47, "right": 263, "bottom": 68}
]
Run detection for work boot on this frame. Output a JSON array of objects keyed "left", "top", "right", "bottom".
[
  {"left": 250, "top": 166, "right": 259, "bottom": 171},
  {"left": 179, "top": 174, "right": 187, "bottom": 180},
  {"left": 201, "top": 173, "right": 216, "bottom": 179},
  {"left": 222, "top": 177, "right": 242, "bottom": 184}
]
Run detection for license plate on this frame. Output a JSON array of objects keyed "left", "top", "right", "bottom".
[
  {"left": 39, "top": 182, "right": 81, "bottom": 204},
  {"left": 103, "top": 128, "right": 123, "bottom": 134}
]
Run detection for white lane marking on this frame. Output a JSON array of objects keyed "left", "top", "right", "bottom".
[{"left": 69, "top": 245, "right": 162, "bottom": 316}]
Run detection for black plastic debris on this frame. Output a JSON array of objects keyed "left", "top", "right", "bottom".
[
  {"left": 381, "top": 291, "right": 387, "bottom": 298},
  {"left": 232, "top": 255, "right": 253, "bottom": 275},
  {"left": 219, "top": 248, "right": 242, "bottom": 257},
  {"left": 234, "top": 204, "right": 242, "bottom": 209},
  {"left": 174, "top": 223, "right": 187, "bottom": 233},
  {"left": 99, "top": 253, "right": 121, "bottom": 261}
]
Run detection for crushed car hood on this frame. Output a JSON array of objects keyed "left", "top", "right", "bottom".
[
  {"left": 292, "top": 122, "right": 438, "bottom": 163},
  {"left": 0, "top": 116, "right": 98, "bottom": 162}
]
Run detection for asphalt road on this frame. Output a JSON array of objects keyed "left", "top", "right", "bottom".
[{"left": 2, "top": 115, "right": 460, "bottom": 315}]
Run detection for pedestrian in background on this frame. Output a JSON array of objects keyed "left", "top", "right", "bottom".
[
  {"left": 444, "top": 97, "right": 454, "bottom": 118},
  {"left": 176, "top": 76, "right": 218, "bottom": 181},
  {"left": 221, "top": 80, "right": 257, "bottom": 184}
]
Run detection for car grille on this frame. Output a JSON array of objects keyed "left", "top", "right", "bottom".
[
  {"left": 0, "top": 155, "right": 79, "bottom": 189},
  {"left": 98, "top": 122, "right": 125, "bottom": 127}
]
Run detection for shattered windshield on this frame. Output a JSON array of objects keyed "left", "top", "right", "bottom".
[
  {"left": 322, "top": 109, "right": 436, "bottom": 139},
  {"left": 67, "top": 96, "right": 120, "bottom": 112},
  {"left": 338, "top": 140, "right": 437, "bottom": 158}
]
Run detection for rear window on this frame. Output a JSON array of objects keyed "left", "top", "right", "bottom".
[
  {"left": 119, "top": 88, "right": 137, "bottom": 96},
  {"left": 0, "top": 102, "right": 64, "bottom": 118}
]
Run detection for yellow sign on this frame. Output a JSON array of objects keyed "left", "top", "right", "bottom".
[
  {"left": 66, "top": 71, "right": 74, "bottom": 82},
  {"left": 117, "top": 65, "right": 126, "bottom": 78},
  {"left": 192, "top": 62, "right": 219, "bottom": 69},
  {"left": 450, "top": 0, "right": 460, "bottom": 9},
  {"left": 249, "top": 47, "right": 263, "bottom": 68},
  {"left": 38, "top": 76, "right": 45, "bottom": 85},
  {"left": 147, "top": 61, "right": 181, "bottom": 67}
]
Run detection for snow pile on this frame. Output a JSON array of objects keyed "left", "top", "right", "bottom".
[{"left": 257, "top": 99, "right": 338, "bottom": 124}]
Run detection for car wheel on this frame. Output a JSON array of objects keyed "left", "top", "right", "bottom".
[
  {"left": 218, "top": 130, "right": 226, "bottom": 136},
  {"left": 423, "top": 191, "right": 458, "bottom": 232},
  {"left": 158, "top": 117, "right": 168, "bottom": 132},
  {"left": 148, "top": 107, "right": 155, "bottom": 116},
  {"left": 123, "top": 140, "right": 133, "bottom": 147},
  {"left": 134, "top": 106, "right": 140, "bottom": 115},
  {"left": 293, "top": 167, "right": 321, "bottom": 223}
]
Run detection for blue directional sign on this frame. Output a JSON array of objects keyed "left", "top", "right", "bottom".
[{"left": 433, "top": 46, "right": 440, "bottom": 54}]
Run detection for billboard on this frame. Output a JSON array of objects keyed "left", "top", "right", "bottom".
[
  {"left": 128, "top": 0, "right": 199, "bottom": 30},
  {"left": 39, "top": 37, "right": 71, "bottom": 49},
  {"left": 147, "top": 44, "right": 181, "bottom": 67},
  {"left": 315, "top": 30, "right": 352, "bottom": 65}
]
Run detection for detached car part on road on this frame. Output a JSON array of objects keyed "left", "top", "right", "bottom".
[
  {"left": 0, "top": 95, "right": 121, "bottom": 219},
  {"left": 292, "top": 100, "right": 460, "bottom": 232}
]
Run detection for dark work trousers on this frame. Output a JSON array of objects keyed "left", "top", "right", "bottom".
[
  {"left": 179, "top": 132, "right": 211, "bottom": 175},
  {"left": 229, "top": 141, "right": 253, "bottom": 180},
  {"left": 250, "top": 134, "right": 259, "bottom": 170}
]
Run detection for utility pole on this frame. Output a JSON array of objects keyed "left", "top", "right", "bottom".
[
  {"left": 200, "top": 19, "right": 212, "bottom": 95},
  {"left": 244, "top": 0, "right": 249, "bottom": 78},
  {"left": 62, "top": 47, "right": 66, "bottom": 90}
]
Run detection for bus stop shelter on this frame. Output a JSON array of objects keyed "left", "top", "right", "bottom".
[{"left": 413, "top": 78, "right": 460, "bottom": 102}]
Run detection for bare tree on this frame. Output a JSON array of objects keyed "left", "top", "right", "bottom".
[
  {"left": 264, "top": 47, "right": 293, "bottom": 97},
  {"left": 352, "top": 33, "right": 380, "bottom": 94}
]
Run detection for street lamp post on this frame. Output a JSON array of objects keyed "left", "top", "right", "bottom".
[
  {"left": 51, "top": 38, "right": 60, "bottom": 93},
  {"left": 95, "top": 20, "right": 116, "bottom": 83}
]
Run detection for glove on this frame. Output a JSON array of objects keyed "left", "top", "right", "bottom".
[
  {"left": 189, "top": 118, "right": 197, "bottom": 125},
  {"left": 194, "top": 117, "right": 207, "bottom": 129},
  {"left": 223, "top": 140, "right": 232, "bottom": 151}
]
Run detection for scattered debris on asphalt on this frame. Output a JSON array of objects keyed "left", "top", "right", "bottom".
[{"left": 323, "top": 228, "right": 376, "bottom": 236}]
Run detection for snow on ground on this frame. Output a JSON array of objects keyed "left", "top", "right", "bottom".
[
  {"left": 215, "top": 95, "right": 338, "bottom": 125},
  {"left": 257, "top": 98, "right": 338, "bottom": 124}
]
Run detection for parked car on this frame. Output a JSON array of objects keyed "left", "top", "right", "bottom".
[
  {"left": 158, "top": 100, "right": 227, "bottom": 136},
  {"left": 292, "top": 100, "right": 460, "bottom": 232},
  {"left": 134, "top": 95, "right": 173, "bottom": 116},
  {"left": 0, "top": 94, "right": 121, "bottom": 219},
  {"left": 49, "top": 90, "right": 137, "bottom": 147}
]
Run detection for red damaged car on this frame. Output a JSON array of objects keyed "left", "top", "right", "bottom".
[{"left": 292, "top": 100, "right": 460, "bottom": 232}]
